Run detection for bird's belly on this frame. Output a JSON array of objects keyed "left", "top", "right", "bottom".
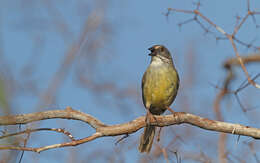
[{"left": 143, "top": 65, "right": 178, "bottom": 114}]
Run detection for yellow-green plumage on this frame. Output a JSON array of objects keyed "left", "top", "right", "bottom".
[
  {"left": 139, "top": 45, "right": 179, "bottom": 153},
  {"left": 142, "top": 63, "right": 179, "bottom": 114}
]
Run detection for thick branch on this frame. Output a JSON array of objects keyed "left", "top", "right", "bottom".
[
  {"left": 0, "top": 107, "right": 107, "bottom": 129},
  {"left": 0, "top": 107, "right": 260, "bottom": 152}
]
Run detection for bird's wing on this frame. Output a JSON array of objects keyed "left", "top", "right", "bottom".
[{"left": 141, "top": 71, "right": 147, "bottom": 109}]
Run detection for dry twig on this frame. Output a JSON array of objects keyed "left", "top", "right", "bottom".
[{"left": 167, "top": 0, "right": 260, "bottom": 89}]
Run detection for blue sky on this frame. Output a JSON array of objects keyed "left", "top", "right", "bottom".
[{"left": 1, "top": 0, "right": 260, "bottom": 162}]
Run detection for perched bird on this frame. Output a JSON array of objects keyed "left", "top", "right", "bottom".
[{"left": 139, "top": 45, "right": 179, "bottom": 153}]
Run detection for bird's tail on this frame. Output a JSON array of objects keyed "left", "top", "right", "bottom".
[{"left": 138, "top": 125, "right": 156, "bottom": 153}]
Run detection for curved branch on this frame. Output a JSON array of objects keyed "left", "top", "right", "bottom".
[
  {"left": 0, "top": 107, "right": 107, "bottom": 129},
  {"left": 0, "top": 107, "right": 260, "bottom": 152},
  {"left": 0, "top": 128, "right": 75, "bottom": 141}
]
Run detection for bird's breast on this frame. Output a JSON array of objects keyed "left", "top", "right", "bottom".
[{"left": 142, "top": 63, "right": 179, "bottom": 115}]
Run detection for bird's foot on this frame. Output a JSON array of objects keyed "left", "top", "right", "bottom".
[{"left": 166, "top": 106, "right": 175, "bottom": 115}]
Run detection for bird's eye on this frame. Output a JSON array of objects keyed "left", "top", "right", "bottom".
[{"left": 160, "top": 47, "right": 164, "bottom": 52}]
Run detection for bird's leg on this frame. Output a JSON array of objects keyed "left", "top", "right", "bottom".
[
  {"left": 166, "top": 106, "right": 175, "bottom": 115},
  {"left": 145, "top": 108, "right": 156, "bottom": 125}
]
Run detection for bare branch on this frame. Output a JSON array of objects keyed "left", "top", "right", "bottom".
[
  {"left": 168, "top": 5, "right": 260, "bottom": 89},
  {"left": 224, "top": 54, "right": 260, "bottom": 68},
  {"left": 0, "top": 107, "right": 107, "bottom": 129},
  {"left": 0, "top": 128, "right": 75, "bottom": 141},
  {"left": 0, "top": 107, "right": 260, "bottom": 153}
]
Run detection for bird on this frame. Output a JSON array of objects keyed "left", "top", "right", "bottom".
[{"left": 138, "top": 45, "right": 179, "bottom": 153}]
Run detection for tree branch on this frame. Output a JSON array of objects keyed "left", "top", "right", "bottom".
[
  {"left": 168, "top": 5, "right": 260, "bottom": 89},
  {"left": 0, "top": 107, "right": 259, "bottom": 153}
]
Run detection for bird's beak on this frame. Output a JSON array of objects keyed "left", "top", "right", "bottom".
[{"left": 148, "top": 47, "right": 156, "bottom": 56}]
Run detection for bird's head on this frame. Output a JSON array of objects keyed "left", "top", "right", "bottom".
[{"left": 148, "top": 45, "right": 173, "bottom": 63}]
